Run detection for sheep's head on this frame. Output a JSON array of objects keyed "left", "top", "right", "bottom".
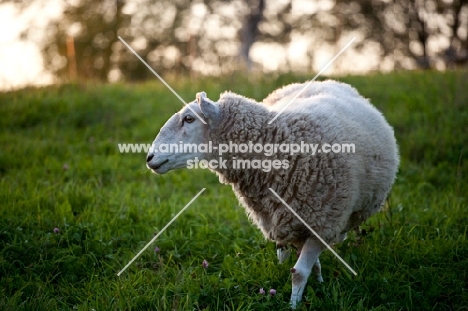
[{"left": 146, "top": 92, "right": 221, "bottom": 174}]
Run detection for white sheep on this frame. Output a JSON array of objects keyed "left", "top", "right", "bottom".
[{"left": 146, "top": 80, "right": 399, "bottom": 308}]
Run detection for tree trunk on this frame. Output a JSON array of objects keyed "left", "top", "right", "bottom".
[{"left": 240, "top": 0, "right": 265, "bottom": 70}]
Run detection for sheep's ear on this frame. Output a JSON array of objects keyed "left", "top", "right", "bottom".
[
  {"left": 196, "top": 92, "right": 207, "bottom": 101},
  {"left": 196, "top": 92, "right": 220, "bottom": 124}
]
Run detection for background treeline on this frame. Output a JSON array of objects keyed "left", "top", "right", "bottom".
[{"left": 8, "top": 0, "right": 468, "bottom": 82}]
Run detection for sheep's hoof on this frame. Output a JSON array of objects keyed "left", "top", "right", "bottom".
[
  {"left": 290, "top": 295, "right": 300, "bottom": 309},
  {"left": 277, "top": 247, "right": 291, "bottom": 264}
]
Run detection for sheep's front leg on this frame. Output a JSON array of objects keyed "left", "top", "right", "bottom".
[
  {"left": 290, "top": 238, "right": 324, "bottom": 309},
  {"left": 277, "top": 247, "right": 291, "bottom": 264},
  {"left": 313, "top": 258, "right": 324, "bottom": 283}
]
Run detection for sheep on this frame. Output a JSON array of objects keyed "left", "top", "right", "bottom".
[{"left": 146, "top": 80, "right": 399, "bottom": 308}]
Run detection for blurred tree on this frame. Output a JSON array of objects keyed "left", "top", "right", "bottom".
[
  {"left": 32, "top": 0, "right": 131, "bottom": 81},
  {"left": 22, "top": 0, "right": 250, "bottom": 81},
  {"left": 239, "top": 0, "right": 265, "bottom": 70},
  {"left": 333, "top": 0, "right": 468, "bottom": 69},
  {"left": 16, "top": 0, "right": 468, "bottom": 83}
]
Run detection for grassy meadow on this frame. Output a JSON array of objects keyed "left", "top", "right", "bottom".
[{"left": 0, "top": 71, "right": 467, "bottom": 310}]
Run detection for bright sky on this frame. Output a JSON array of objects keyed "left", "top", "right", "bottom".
[{"left": 0, "top": 1, "right": 62, "bottom": 91}]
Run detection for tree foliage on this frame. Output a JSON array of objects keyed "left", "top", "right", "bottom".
[{"left": 18, "top": 0, "right": 468, "bottom": 82}]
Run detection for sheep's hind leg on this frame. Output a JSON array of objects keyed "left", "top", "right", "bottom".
[{"left": 290, "top": 238, "right": 324, "bottom": 309}]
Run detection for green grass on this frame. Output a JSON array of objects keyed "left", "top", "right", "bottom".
[{"left": 0, "top": 71, "right": 467, "bottom": 310}]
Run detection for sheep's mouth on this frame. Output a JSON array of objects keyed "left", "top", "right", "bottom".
[
  {"left": 153, "top": 159, "right": 169, "bottom": 170},
  {"left": 148, "top": 159, "right": 169, "bottom": 172}
]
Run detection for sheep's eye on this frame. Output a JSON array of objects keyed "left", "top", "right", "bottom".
[{"left": 183, "top": 115, "right": 195, "bottom": 124}]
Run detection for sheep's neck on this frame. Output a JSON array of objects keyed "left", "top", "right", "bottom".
[{"left": 207, "top": 103, "right": 279, "bottom": 195}]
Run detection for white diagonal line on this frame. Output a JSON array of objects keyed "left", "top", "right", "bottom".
[
  {"left": 268, "top": 37, "right": 356, "bottom": 124},
  {"left": 118, "top": 36, "right": 207, "bottom": 125},
  {"left": 117, "top": 188, "right": 206, "bottom": 276},
  {"left": 268, "top": 188, "right": 357, "bottom": 276}
]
